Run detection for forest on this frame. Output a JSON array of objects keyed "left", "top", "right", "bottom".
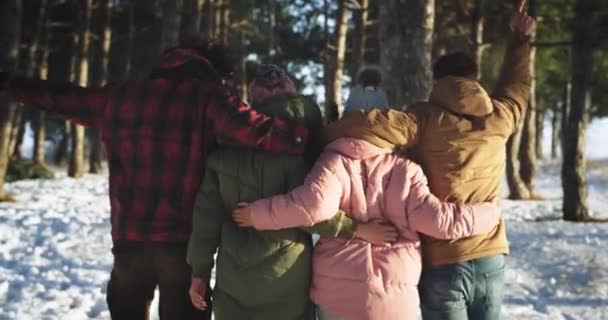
[{"left": 0, "top": 0, "right": 607, "bottom": 224}]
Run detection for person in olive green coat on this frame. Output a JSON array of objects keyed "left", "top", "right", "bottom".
[{"left": 186, "top": 65, "right": 396, "bottom": 320}]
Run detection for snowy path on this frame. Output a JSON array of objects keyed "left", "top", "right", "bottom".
[{"left": 0, "top": 162, "right": 607, "bottom": 319}]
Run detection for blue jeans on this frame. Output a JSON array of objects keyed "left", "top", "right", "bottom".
[{"left": 419, "top": 255, "right": 505, "bottom": 320}]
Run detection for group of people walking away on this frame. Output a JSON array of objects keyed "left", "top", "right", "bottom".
[{"left": 0, "top": 0, "right": 535, "bottom": 319}]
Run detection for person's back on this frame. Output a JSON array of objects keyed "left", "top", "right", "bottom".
[
  {"left": 244, "top": 137, "right": 501, "bottom": 320},
  {"left": 188, "top": 91, "right": 358, "bottom": 320}
]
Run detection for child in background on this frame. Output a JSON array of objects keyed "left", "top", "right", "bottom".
[
  {"left": 187, "top": 64, "right": 397, "bottom": 320},
  {"left": 233, "top": 136, "right": 502, "bottom": 320},
  {"left": 344, "top": 66, "right": 390, "bottom": 114}
]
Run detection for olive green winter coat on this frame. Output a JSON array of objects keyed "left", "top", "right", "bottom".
[{"left": 187, "top": 93, "right": 357, "bottom": 320}]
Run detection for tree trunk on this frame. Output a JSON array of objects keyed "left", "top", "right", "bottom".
[
  {"left": 562, "top": 0, "right": 595, "bottom": 222},
  {"left": 33, "top": 1, "right": 50, "bottom": 165},
  {"left": 550, "top": 102, "right": 561, "bottom": 160},
  {"left": 506, "top": 122, "right": 531, "bottom": 199},
  {"left": 9, "top": 112, "right": 25, "bottom": 159},
  {"left": 560, "top": 81, "right": 571, "bottom": 157},
  {"left": 518, "top": 0, "right": 538, "bottom": 198},
  {"left": 160, "top": 0, "right": 183, "bottom": 52},
  {"left": 0, "top": 0, "right": 22, "bottom": 201},
  {"left": 324, "top": 0, "right": 349, "bottom": 121},
  {"left": 182, "top": 0, "right": 206, "bottom": 35},
  {"left": 89, "top": 0, "right": 112, "bottom": 174},
  {"left": 471, "top": 0, "right": 485, "bottom": 79},
  {"left": 350, "top": 0, "right": 369, "bottom": 81},
  {"left": 69, "top": 0, "right": 93, "bottom": 179},
  {"left": 379, "top": 0, "right": 434, "bottom": 108},
  {"left": 535, "top": 102, "right": 544, "bottom": 160}
]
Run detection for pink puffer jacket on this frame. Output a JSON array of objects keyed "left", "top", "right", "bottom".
[{"left": 249, "top": 138, "right": 501, "bottom": 320}]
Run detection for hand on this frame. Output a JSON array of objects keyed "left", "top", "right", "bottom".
[
  {"left": 509, "top": 0, "right": 535, "bottom": 36},
  {"left": 232, "top": 202, "right": 253, "bottom": 227},
  {"left": 355, "top": 220, "right": 399, "bottom": 245},
  {"left": 189, "top": 277, "right": 209, "bottom": 310}
]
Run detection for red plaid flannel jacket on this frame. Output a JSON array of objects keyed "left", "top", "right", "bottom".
[{"left": 3, "top": 71, "right": 308, "bottom": 243}]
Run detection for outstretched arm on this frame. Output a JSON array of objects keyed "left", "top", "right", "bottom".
[
  {"left": 234, "top": 152, "right": 343, "bottom": 230},
  {"left": 0, "top": 73, "right": 108, "bottom": 128},
  {"left": 492, "top": 0, "right": 535, "bottom": 131},
  {"left": 206, "top": 87, "right": 308, "bottom": 156},
  {"left": 406, "top": 165, "right": 501, "bottom": 240}
]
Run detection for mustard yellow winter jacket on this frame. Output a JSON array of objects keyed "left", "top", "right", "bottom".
[{"left": 323, "top": 33, "right": 531, "bottom": 266}]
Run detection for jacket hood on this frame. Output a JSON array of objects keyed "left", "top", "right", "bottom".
[
  {"left": 253, "top": 93, "right": 322, "bottom": 130},
  {"left": 150, "top": 48, "right": 221, "bottom": 82},
  {"left": 428, "top": 76, "right": 493, "bottom": 117},
  {"left": 326, "top": 138, "right": 392, "bottom": 160}
]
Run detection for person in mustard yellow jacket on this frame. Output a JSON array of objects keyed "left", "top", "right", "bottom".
[{"left": 321, "top": 1, "right": 535, "bottom": 319}]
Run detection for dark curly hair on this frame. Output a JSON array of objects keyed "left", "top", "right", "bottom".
[{"left": 433, "top": 52, "right": 478, "bottom": 80}]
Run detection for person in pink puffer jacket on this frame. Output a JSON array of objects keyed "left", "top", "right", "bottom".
[{"left": 232, "top": 137, "right": 501, "bottom": 320}]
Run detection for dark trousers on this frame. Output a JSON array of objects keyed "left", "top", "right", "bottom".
[{"left": 106, "top": 241, "right": 212, "bottom": 320}]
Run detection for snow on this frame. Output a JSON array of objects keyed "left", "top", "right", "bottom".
[{"left": 1, "top": 121, "right": 608, "bottom": 319}]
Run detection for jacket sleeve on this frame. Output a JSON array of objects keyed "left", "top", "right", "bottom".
[
  {"left": 405, "top": 164, "right": 501, "bottom": 240},
  {"left": 186, "top": 165, "right": 224, "bottom": 279},
  {"left": 1, "top": 73, "right": 108, "bottom": 128},
  {"left": 322, "top": 108, "right": 421, "bottom": 150},
  {"left": 491, "top": 33, "right": 532, "bottom": 133},
  {"left": 284, "top": 157, "right": 357, "bottom": 239},
  {"left": 206, "top": 88, "right": 308, "bottom": 156},
  {"left": 249, "top": 152, "right": 343, "bottom": 230}
]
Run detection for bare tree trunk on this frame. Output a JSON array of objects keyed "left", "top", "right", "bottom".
[
  {"left": 471, "top": 0, "right": 485, "bottom": 80},
  {"left": 506, "top": 122, "right": 530, "bottom": 199},
  {"left": 160, "top": 0, "right": 183, "bottom": 52},
  {"left": 562, "top": 0, "right": 595, "bottom": 222},
  {"left": 324, "top": 0, "right": 349, "bottom": 121},
  {"left": 182, "top": 0, "right": 206, "bottom": 35},
  {"left": 69, "top": 0, "right": 93, "bottom": 179},
  {"left": 34, "top": 1, "right": 50, "bottom": 165},
  {"left": 550, "top": 101, "right": 561, "bottom": 159},
  {"left": 0, "top": 0, "right": 22, "bottom": 200},
  {"left": 518, "top": 0, "right": 538, "bottom": 198},
  {"left": 535, "top": 103, "right": 544, "bottom": 160},
  {"left": 350, "top": 0, "right": 369, "bottom": 81},
  {"left": 267, "top": 1, "right": 276, "bottom": 62},
  {"left": 8, "top": 112, "right": 25, "bottom": 159},
  {"left": 89, "top": 0, "right": 112, "bottom": 174},
  {"left": 379, "top": 0, "right": 434, "bottom": 108}
]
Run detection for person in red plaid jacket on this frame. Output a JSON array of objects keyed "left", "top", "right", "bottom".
[{"left": 0, "top": 41, "right": 308, "bottom": 319}]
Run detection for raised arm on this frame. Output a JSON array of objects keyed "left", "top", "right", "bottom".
[
  {"left": 491, "top": 0, "right": 535, "bottom": 131},
  {"left": 206, "top": 86, "right": 308, "bottom": 156},
  {"left": 322, "top": 108, "right": 421, "bottom": 150},
  {"left": 245, "top": 152, "right": 344, "bottom": 230},
  {"left": 406, "top": 164, "right": 500, "bottom": 240},
  {"left": 0, "top": 73, "right": 108, "bottom": 128},
  {"left": 186, "top": 165, "right": 224, "bottom": 280}
]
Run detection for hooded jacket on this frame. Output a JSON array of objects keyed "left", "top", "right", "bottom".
[
  {"left": 248, "top": 138, "right": 501, "bottom": 320},
  {"left": 187, "top": 93, "right": 357, "bottom": 320},
  {"left": 322, "top": 33, "right": 531, "bottom": 265},
  {"left": 0, "top": 49, "right": 308, "bottom": 243}
]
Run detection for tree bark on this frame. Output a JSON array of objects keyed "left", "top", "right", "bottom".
[
  {"left": 550, "top": 101, "right": 560, "bottom": 160},
  {"left": 69, "top": 0, "right": 93, "bottom": 178},
  {"left": 535, "top": 102, "right": 544, "bottom": 160},
  {"left": 0, "top": 0, "right": 22, "bottom": 201},
  {"left": 471, "top": 0, "right": 485, "bottom": 80},
  {"left": 379, "top": 0, "right": 434, "bottom": 108},
  {"left": 562, "top": 0, "right": 595, "bottom": 222},
  {"left": 160, "top": 0, "right": 183, "bottom": 52},
  {"left": 350, "top": 0, "right": 369, "bottom": 81},
  {"left": 518, "top": 0, "right": 538, "bottom": 198},
  {"left": 506, "top": 122, "right": 530, "bottom": 200},
  {"left": 89, "top": 0, "right": 112, "bottom": 174},
  {"left": 324, "top": 0, "right": 349, "bottom": 121},
  {"left": 182, "top": 0, "right": 206, "bottom": 35},
  {"left": 33, "top": 1, "right": 50, "bottom": 165}
]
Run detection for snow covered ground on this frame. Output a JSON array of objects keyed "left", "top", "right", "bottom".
[{"left": 0, "top": 121, "right": 607, "bottom": 319}]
